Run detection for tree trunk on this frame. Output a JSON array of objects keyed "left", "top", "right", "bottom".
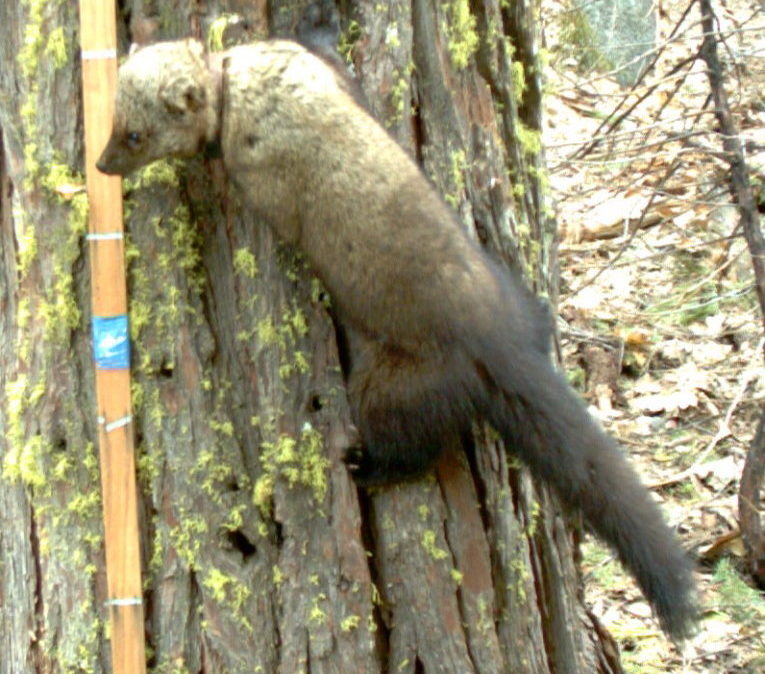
[{"left": 0, "top": 0, "right": 620, "bottom": 672}]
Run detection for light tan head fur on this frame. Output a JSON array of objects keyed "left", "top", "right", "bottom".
[{"left": 97, "top": 39, "right": 218, "bottom": 175}]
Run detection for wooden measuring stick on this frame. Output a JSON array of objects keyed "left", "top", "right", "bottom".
[{"left": 78, "top": 2, "right": 147, "bottom": 671}]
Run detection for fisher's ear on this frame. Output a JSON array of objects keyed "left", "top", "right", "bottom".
[{"left": 159, "top": 75, "right": 207, "bottom": 115}]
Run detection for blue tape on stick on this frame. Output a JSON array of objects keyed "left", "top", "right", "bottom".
[{"left": 92, "top": 315, "right": 130, "bottom": 369}]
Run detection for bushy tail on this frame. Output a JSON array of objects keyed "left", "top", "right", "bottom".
[{"left": 478, "top": 343, "right": 697, "bottom": 640}]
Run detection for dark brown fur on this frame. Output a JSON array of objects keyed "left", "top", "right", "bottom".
[{"left": 97, "top": 36, "right": 697, "bottom": 640}]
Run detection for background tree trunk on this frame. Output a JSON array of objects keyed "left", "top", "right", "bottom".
[{"left": 0, "top": 0, "right": 620, "bottom": 672}]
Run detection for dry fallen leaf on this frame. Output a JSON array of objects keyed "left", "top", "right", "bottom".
[{"left": 633, "top": 390, "right": 699, "bottom": 414}]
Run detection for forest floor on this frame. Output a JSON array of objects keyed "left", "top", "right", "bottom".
[{"left": 542, "top": 0, "right": 765, "bottom": 672}]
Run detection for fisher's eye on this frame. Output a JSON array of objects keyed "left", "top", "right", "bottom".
[{"left": 126, "top": 131, "right": 141, "bottom": 149}]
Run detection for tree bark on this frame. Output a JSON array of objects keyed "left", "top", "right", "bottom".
[{"left": 0, "top": 0, "right": 619, "bottom": 672}]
